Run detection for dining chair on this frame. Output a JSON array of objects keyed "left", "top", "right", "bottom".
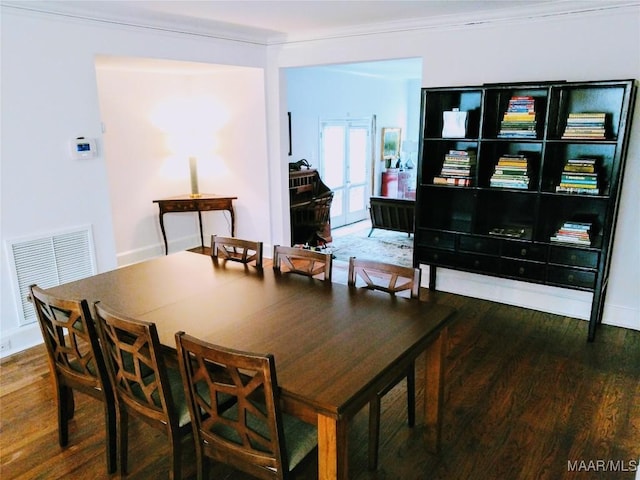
[
  {"left": 175, "top": 331, "right": 318, "bottom": 480},
  {"left": 347, "top": 257, "right": 421, "bottom": 470},
  {"left": 94, "top": 302, "right": 192, "bottom": 480},
  {"left": 272, "top": 245, "right": 332, "bottom": 281},
  {"left": 29, "top": 285, "right": 117, "bottom": 474},
  {"left": 211, "top": 235, "right": 263, "bottom": 267}
]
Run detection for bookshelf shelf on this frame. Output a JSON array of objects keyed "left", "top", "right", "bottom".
[{"left": 414, "top": 79, "right": 637, "bottom": 341}]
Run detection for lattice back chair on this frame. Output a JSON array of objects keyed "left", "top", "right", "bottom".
[
  {"left": 347, "top": 257, "right": 422, "bottom": 470},
  {"left": 29, "top": 285, "right": 116, "bottom": 474},
  {"left": 272, "top": 245, "right": 332, "bottom": 281},
  {"left": 347, "top": 257, "right": 421, "bottom": 298},
  {"left": 211, "top": 235, "right": 263, "bottom": 267},
  {"left": 175, "top": 331, "right": 318, "bottom": 480},
  {"left": 94, "top": 302, "right": 192, "bottom": 480}
]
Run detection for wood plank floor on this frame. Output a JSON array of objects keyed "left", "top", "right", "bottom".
[{"left": 1, "top": 262, "right": 638, "bottom": 479}]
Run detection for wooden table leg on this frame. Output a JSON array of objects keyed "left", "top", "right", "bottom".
[
  {"left": 228, "top": 207, "right": 235, "bottom": 237},
  {"left": 424, "top": 326, "right": 448, "bottom": 452},
  {"left": 159, "top": 211, "right": 168, "bottom": 255},
  {"left": 197, "top": 210, "right": 204, "bottom": 249},
  {"left": 317, "top": 414, "right": 348, "bottom": 480}
]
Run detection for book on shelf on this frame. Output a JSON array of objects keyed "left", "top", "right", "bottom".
[
  {"left": 556, "top": 157, "right": 601, "bottom": 194},
  {"left": 562, "top": 112, "right": 607, "bottom": 139},
  {"left": 434, "top": 149, "right": 476, "bottom": 186},
  {"left": 550, "top": 220, "right": 592, "bottom": 246},
  {"left": 490, "top": 154, "right": 530, "bottom": 189},
  {"left": 498, "top": 96, "right": 537, "bottom": 138},
  {"left": 433, "top": 176, "right": 472, "bottom": 186}
]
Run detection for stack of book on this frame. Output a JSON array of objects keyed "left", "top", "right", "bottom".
[
  {"left": 433, "top": 149, "right": 476, "bottom": 186},
  {"left": 550, "top": 220, "right": 592, "bottom": 246},
  {"left": 562, "top": 112, "right": 606, "bottom": 139},
  {"left": 556, "top": 158, "right": 600, "bottom": 195},
  {"left": 498, "top": 96, "right": 537, "bottom": 138},
  {"left": 490, "top": 154, "right": 529, "bottom": 189}
]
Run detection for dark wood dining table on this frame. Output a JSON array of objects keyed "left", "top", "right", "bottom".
[{"left": 45, "top": 251, "right": 455, "bottom": 479}]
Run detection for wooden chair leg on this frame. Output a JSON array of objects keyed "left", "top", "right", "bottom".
[
  {"left": 368, "top": 397, "right": 381, "bottom": 470},
  {"left": 57, "top": 385, "right": 74, "bottom": 447},
  {"left": 118, "top": 408, "right": 129, "bottom": 475},
  {"left": 169, "top": 433, "right": 182, "bottom": 480},
  {"left": 104, "top": 401, "right": 117, "bottom": 474},
  {"left": 407, "top": 362, "right": 416, "bottom": 427}
]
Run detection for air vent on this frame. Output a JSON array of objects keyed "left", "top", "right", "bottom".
[{"left": 7, "top": 226, "right": 96, "bottom": 326}]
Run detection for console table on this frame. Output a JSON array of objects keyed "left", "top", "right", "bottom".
[{"left": 153, "top": 194, "right": 236, "bottom": 255}]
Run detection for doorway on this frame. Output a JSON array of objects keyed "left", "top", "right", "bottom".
[{"left": 319, "top": 118, "right": 373, "bottom": 229}]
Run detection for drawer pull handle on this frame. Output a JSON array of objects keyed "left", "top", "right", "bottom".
[
  {"left": 521, "top": 248, "right": 527, "bottom": 256},
  {"left": 474, "top": 260, "right": 480, "bottom": 267},
  {"left": 434, "top": 237, "right": 440, "bottom": 243},
  {"left": 568, "top": 274, "right": 575, "bottom": 282},
  {"left": 518, "top": 267, "right": 525, "bottom": 275},
  {"left": 475, "top": 242, "right": 482, "bottom": 250},
  {"left": 570, "top": 254, "right": 577, "bottom": 261},
  {"left": 433, "top": 253, "right": 439, "bottom": 260}
]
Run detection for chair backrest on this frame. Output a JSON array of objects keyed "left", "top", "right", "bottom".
[
  {"left": 272, "top": 245, "right": 332, "bottom": 281},
  {"left": 347, "top": 257, "right": 421, "bottom": 298},
  {"left": 211, "top": 235, "right": 263, "bottom": 267},
  {"left": 94, "top": 302, "right": 177, "bottom": 427},
  {"left": 30, "top": 284, "right": 110, "bottom": 396},
  {"left": 175, "top": 332, "right": 289, "bottom": 479}
]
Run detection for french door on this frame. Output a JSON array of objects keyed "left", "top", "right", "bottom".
[{"left": 319, "top": 117, "right": 374, "bottom": 228}]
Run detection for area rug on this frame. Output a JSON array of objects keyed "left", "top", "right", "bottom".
[{"left": 328, "top": 227, "right": 414, "bottom": 267}]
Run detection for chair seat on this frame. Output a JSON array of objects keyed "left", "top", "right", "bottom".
[
  {"left": 138, "top": 368, "right": 233, "bottom": 429},
  {"left": 216, "top": 403, "right": 317, "bottom": 471}
]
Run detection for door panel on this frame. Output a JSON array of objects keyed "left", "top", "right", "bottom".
[{"left": 320, "top": 118, "right": 373, "bottom": 228}]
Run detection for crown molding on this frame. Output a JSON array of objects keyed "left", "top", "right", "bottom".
[
  {"left": 274, "top": 1, "right": 640, "bottom": 45},
  {"left": 2, "top": 0, "right": 638, "bottom": 47},
  {"left": 0, "top": 1, "right": 278, "bottom": 45}
]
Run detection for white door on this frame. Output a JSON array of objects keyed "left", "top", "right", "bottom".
[{"left": 320, "top": 118, "right": 373, "bottom": 228}]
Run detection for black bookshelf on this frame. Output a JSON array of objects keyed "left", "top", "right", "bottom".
[{"left": 414, "top": 79, "right": 637, "bottom": 341}]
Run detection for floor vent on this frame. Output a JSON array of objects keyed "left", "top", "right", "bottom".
[{"left": 7, "top": 226, "right": 96, "bottom": 326}]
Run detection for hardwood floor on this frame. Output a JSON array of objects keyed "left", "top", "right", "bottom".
[{"left": 1, "top": 266, "right": 638, "bottom": 479}]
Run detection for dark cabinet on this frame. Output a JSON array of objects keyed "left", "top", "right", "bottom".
[{"left": 414, "top": 79, "right": 637, "bottom": 341}]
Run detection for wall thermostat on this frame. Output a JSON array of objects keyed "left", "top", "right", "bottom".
[{"left": 71, "top": 137, "right": 97, "bottom": 159}]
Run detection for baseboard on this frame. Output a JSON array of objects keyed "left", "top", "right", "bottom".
[
  {"left": 0, "top": 323, "right": 43, "bottom": 359},
  {"left": 117, "top": 236, "right": 199, "bottom": 267},
  {"left": 421, "top": 266, "right": 639, "bottom": 331}
]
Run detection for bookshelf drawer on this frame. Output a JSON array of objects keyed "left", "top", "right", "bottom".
[
  {"left": 459, "top": 235, "right": 500, "bottom": 255},
  {"left": 549, "top": 246, "right": 598, "bottom": 268},
  {"left": 416, "top": 247, "right": 458, "bottom": 266},
  {"left": 500, "top": 259, "right": 546, "bottom": 281},
  {"left": 502, "top": 241, "right": 548, "bottom": 261},
  {"left": 417, "top": 230, "right": 456, "bottom": 250},
  {"left": 547, "top": 266, "right": 596, "bottom": 289},
  {"left": 458, "top": 253, "right": 500, "bottom": 274}
]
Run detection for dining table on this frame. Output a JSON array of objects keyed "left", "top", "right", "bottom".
[{"left": 45, "top": 251, "right": 456, "bottom": 479}]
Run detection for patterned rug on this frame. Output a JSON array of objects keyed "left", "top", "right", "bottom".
[{"left": 328, "top": 226, "right": 414, "bottom": 267}]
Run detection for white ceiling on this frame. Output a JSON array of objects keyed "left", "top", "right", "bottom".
[{"left": 3, "top": 0, "right": 636, "bottom": 45}]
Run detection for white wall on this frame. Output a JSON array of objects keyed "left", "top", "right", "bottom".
[
  {"left": 1, "top": 6, "right": 638, "bottom": 357},
  {"left": 0, "top": 9, "right": 269, "bottom": 356},
  {"left": 95, "top": 58, "right": 270, "bottom": 265},
  {"left": 271, "top": 7, "right": 640, "bottom": 332}
]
